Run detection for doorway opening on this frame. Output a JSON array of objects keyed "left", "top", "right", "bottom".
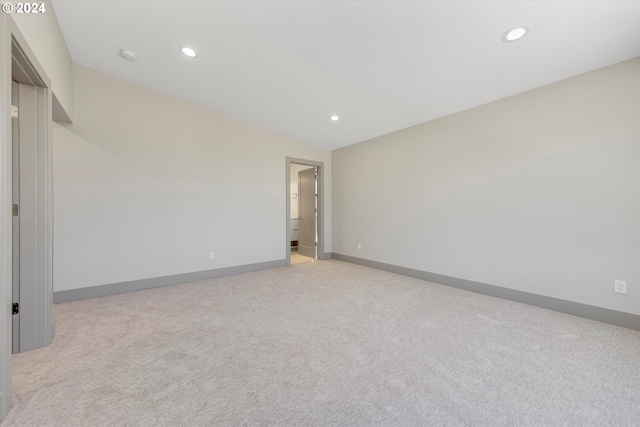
[{"left": 285, "top": 158, "right": 325, "bottom": 265}]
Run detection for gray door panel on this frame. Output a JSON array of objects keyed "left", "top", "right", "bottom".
[
  {"left": 12, "top": 82, "right": 20, "bottom": 353},
  {"left": 298, "top": 167, "right": 316, "bottom": 258}
]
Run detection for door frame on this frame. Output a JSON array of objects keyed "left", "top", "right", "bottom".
[
  {"left": 285, "top": 157, "right": 326, "bottom": 265},
  {"left": 0, "top": 14, "right": 54, "bottom": 420}
]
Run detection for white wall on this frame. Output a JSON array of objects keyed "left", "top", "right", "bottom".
[
  {"left": 9, "top": 0, "right": 73, "bottom": 122},
  {"left": 53, "top": 64, "right": 331, "bottom": 292},
  {"left": 332, "top": 58, "right": 640, "bottom": 315}
]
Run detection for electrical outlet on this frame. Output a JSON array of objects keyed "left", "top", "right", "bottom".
[
  {"left": 614, "top": 280, "right": 627, "bottom": 294},
  {"left": 357, "top": 243, "right": 362, "bottom": 250},
  {"left": 209, "top": 252, "right": 215, "bottom": 260}
]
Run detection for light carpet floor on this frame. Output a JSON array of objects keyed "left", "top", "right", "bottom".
[{"left": 3, "top": 260, "right": 640, "bottom": 426}]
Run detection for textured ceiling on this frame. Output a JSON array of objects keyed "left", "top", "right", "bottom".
[{"left": 51, "top": 1, "right": 640, "bottom": 150}]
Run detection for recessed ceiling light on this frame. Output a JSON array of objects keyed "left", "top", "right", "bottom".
[
  {"left": 181, "top": 46, "right": 197, "bottom": 58},
  {"left": 330, "top": 115, "right": 340, "bottom": 121},
  {"left": 502, "top": 26, "right": 529, "bottom": 43},
  {"left": 119, "top": 49, "right": 137, "bottom": 61}
]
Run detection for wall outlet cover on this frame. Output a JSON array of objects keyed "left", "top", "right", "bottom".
[{"left": 614, "top": 280, "right": 627, "bottom": 294}]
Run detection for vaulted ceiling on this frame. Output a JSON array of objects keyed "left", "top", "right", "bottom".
[{"left": 51, "top": 1, "right": 640, "bottom": 150}]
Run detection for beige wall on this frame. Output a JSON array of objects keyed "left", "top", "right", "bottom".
[
  {"left": 332, "top": 58, "right": 640, "bottom": 315},
  {"left": 53, "top": 64, "right": 331, "bottom": 292},
  {"left": 9, "top": 0, "right": 73, "bottom": 121}
]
